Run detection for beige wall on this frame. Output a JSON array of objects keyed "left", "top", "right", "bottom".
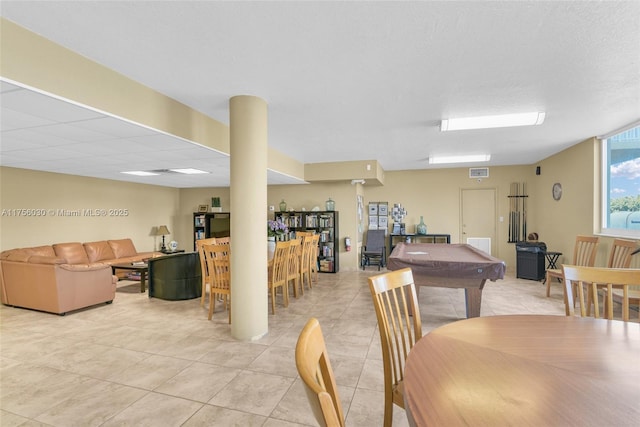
[{"left": 0, "top": 167, "right": 179, "bottom": 252}]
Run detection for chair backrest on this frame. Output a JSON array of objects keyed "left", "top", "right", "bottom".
[
  {"left": 365, "top": 229, "right": 386, "bottom": 252},
  {"left": 368, "top": 268, "right": 422, "bottom": 398},
  {"left": 196, "top": 237, "right": 218, "bottom": 283},
  {"left": 572, "top": 235, "right": 599, "bottom": 266},
  {"left": 295, "top": 317, "right": 345, "bottom": 427},
  {"left": 203, "top": 243, "right": 231, "bottom": 293},
  {"left": 309, "top": 234, "right": 320, "bottom": 273},
  {"left": 300, "top": 235, "right": 314, "bottom": 269},
  {"left": 288, "top": 238, "right": 302, "bottom": 280},
  {"left": 270, "top": 241, "right": 290, "bottom": 286},
  {"left": 607, "top": 238, "right": 637, "bottom": 268},
  {"left": 561, "top": 264, "right": 640, "bottom": 321}
]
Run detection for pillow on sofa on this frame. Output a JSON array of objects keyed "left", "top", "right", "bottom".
[
  {"left": 108, "top": 239, "right": 138, "bottom": 258},
  {"left": 53, "top": 242, "right": 90, "bottom": 264},
  {"left": 84, "top": 241, "right": 116, "bottom": 262}
]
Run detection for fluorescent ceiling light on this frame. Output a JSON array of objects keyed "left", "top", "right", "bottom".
[
  {"left": 169, "top": 168, "right": 208, "bottom": 174},
  {"left": 121, "top": 171, "right": 160, "bottom": 176},
  {"left": 429, "top": 154, "right": 491, "bottom": 164},
  {"left": 441, "top": 112, "right": 545, "bottom": 131}
]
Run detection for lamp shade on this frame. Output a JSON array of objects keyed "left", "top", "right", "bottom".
[{"left": 156, "top": 225, "right": 170, "bottom": 236}]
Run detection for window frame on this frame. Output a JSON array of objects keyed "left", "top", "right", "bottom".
[{"left": 599, "top": 122, "right": 640, "bottom": 239}]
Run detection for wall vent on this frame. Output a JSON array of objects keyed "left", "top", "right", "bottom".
[
  {"left": 469, "top": 167, "right": 489, "bottom": 178},
  {"left": 467, "top": 237, "right": 491, "bottom": 255}
]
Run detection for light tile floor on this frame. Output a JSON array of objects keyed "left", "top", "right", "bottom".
[{"left": 1, "top": 269, "right": 577, "bottom": 426}]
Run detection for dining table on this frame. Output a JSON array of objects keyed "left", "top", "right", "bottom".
[{"left": 403, "top": 314, "right": 640, "bottom": 426}]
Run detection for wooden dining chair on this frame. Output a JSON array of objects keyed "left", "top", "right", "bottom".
[
  {"left": 295, "top": 317, "right": 345, "bottom": 427},
  {"left": 546, "top": 235, "right": 599, "bottom": 300},
  {"left": 586, "top": 238, "right": 638, "bottom": 314},
  {"left": 296, "top": 231, "right": 312, "bottom": 289},
  {"left": 196, "top": 237, "right": 217, "bottom": 307},
  {"left": 607, "top": 285, "right": 640, "bottom": 321},
  {"left": 202, "top": 243, "right": 231, "bottom": 322},
  {"left": 309, "top": 234, "right": 320, "bottom": 283},
  {"left": 268, "top": 240, "right": 290, "bottom": 314},
  {"left": 287, "top": 238, "right": 303, "bottom": 298},
  {"left": 561, "top": 265, "right": 640, "bottom": 321},
  {"left": 300, "top": 235, "right": 315, "bottom": 291},
  {"left": 368, "top": 267, "right": 423, "bottom": 427}
]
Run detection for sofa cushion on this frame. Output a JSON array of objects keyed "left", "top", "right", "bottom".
[
  {"left": 53, "top": 242, "right": 90, "bottom": 264},
  {"left": 5, "top": 250, "right": 31, "bottom": 262},
  {"left": 108, "top": 239, "right": 138, "bottom": 258},
  {"left": 26, "top": 245, "right": 56, "bottom": 257},
  {"left": 84, "top": 241, "right": 116, "bottom": 263}
]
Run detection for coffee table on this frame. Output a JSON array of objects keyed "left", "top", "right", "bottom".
[{"left": 111, "top": 262, "right": 148, "bottom": 292}]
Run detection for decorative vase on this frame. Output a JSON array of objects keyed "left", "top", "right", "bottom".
[
  {"left": 325, "top": 197, "right": 335, "bottom": 211},
  {"left": 268, "top": 236, "right": 276, "bottom": 254},
  {"left": 416, "top": 216, "right": 427, "bottom": 235},
  {"left": 279, "top": 199, "right": 287, "bottom": 212}
]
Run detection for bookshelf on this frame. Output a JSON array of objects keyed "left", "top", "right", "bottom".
[
  {"left": 193, "top": 212, "right": 231, "bottom": 250},
  {"left": 275, "top": 210, "right": 339, "bottom": 273}
]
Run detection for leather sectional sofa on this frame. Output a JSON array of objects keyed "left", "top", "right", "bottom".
[{"left": 0, "top": 238, "right": 160, "bottom": 315}]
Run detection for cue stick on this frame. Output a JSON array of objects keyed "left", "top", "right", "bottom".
[
  {"left": 509, "top": 183, "right": 514, "bottom": 242},
  {"left": 523, "top": 182, "right": 527, "bottom": 239}
]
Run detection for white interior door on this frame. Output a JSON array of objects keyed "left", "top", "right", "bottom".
[{"left": 461, "top": 188, "right": 497, "bottom": 255}]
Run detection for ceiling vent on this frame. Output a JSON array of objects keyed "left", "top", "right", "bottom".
[{"left": 469, "top": 167, "right": 489, "bottom": 178}]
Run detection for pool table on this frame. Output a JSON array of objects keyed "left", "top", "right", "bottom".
[{"left": 387, "top": 243, "right": 505, "bottom": 317}]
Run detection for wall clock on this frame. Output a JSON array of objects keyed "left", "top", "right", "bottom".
[{"left": 552, "top": 182, "right": 562, "bottom": 201}]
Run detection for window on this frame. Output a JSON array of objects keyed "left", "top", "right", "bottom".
[{"left": 601, "top": 124, "right": 640, "bottom": 237}]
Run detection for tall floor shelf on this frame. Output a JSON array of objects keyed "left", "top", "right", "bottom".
[
  {"left": 193, "top": 212, "right": 231, "bottom": 250},
  {"left": 275, "top": 210, "right": 339, "bottom": 273}
]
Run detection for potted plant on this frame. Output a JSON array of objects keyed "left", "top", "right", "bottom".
[
  {"left": 268, "top": 219, "right": 289, "bottom": 241},
  {"left": 211, "top": 197, "right": 222, "bottom": 212}
]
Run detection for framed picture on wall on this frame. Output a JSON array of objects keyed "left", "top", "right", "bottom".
[{"left": 197, "top": 204, "right": 209, "bottom": 213}]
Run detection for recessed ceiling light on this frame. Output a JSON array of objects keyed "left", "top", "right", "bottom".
[
  {"left": 169, "top": 168, "right": 209, "bottom": 174},
  {"left": 429, "top": 154, "right": 491, "bottom": 164},
  {"left": 121, "top": 171, "right": 160, "bottom": 176},
  {"left": 441, "top": 112, "right": 546, "bottom": 131}
]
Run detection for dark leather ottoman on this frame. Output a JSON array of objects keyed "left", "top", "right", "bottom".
[{"left": 147, "top": 252, "right": 202, "bottom": 300}]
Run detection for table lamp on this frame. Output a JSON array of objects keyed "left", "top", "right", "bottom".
[{"left": 156, "top": 225, "right": 170, "bottom": 251}]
